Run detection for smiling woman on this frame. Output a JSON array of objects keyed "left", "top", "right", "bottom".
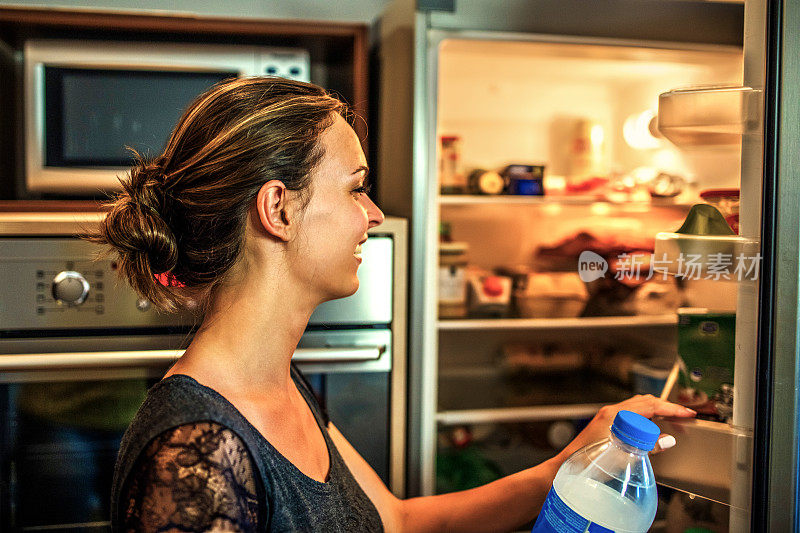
[
  {"left": 93, "top": 77, "right": 388, "bottom": 532},
  {"left": 93, "top": 77, "right": 692, "bottom": 533}
]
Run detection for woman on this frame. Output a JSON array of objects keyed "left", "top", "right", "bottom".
[{"left": 98, "top": 77, "right": 693, "bottom": 532}]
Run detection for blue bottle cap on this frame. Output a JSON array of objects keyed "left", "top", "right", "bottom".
[{"left": 610, "top": 410, "right": 661, "bottom": 451}]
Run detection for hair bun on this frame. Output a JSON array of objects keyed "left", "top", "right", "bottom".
[
  {"left": 105, "top": 198, "right": 179, "bottom": 275},
  {"left": 103, "top": 161, "right": 179, "bottom": 276}
]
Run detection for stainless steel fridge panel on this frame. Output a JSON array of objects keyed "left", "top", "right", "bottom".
[
  {"left": 756, "top": 0, "right": 800, "bottom": 529},
  {"left": 425, "top": 0, "right": 743, "bottom": 46}
]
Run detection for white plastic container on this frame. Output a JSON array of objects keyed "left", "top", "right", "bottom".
[{"left": 532, "top": 410, "right": 660, "bottom": 533}]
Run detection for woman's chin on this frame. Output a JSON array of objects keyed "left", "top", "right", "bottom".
[
  {"left": 341, "top": 277, "right": 360, "bottom": 298},
  {"left": 321, "top": 278, "right": 359, "bottom": 303}
]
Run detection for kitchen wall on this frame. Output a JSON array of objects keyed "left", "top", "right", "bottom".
[{"left": 0, "top": 0, "right": 390, "bottom": 23}]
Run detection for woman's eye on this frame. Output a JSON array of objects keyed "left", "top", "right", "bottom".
[{"left": 352, "top": 184, "right": 372, "bottom": 195}]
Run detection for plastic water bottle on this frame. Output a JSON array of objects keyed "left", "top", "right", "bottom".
[{"left": 532, "top": 410, "right": 660, "bottom": 533}]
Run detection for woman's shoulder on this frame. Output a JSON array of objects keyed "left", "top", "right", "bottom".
[
  {"left": 119, "top": 374, "right": 260, "bottom": 462},
  {"left": 112, "top": 376, "right": 268, "bottom": 529}
]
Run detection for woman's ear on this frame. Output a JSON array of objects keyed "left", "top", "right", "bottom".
[{"left": 255, "top": 180, "right": 298, "bottom": 241}]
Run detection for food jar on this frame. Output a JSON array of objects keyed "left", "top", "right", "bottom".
[
  {"left": 439, "top": 135, "right": 465, "bottom": 194},
  {"left": 439, "top": 242, "right": 469, "bottom": 318}
]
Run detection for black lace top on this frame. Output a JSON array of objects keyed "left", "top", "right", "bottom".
[{"left": 111, "top": 365, "right": 383, "bottom": 532}]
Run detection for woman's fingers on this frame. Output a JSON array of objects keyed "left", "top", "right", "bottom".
[
  {"left": 651, "top": 434, "right": 677, "bottom": 455},
  {"left": 615, "top": 394, "right": 696, "bottom": 419},
  {"left": 649, "top": 397, "right": 696, "bottom": 418}
]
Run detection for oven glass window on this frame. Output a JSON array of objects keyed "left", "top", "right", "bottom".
[
  {"left": 44, "top": 67, "right": 235, "bottom": 167},
  {"left": 0, "top": 378, "right": 155, "bottom": 531},
  {"left": 304, "top": 371, "right": 391, "bottom": 485}
]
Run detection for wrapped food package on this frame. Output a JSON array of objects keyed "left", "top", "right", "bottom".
[{"left": 514, "top": 272, "right": 588, "bottom": 318}]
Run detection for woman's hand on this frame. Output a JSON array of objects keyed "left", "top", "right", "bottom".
[{"left": 558, "top": 395, "right": 696, "bottom": 460}]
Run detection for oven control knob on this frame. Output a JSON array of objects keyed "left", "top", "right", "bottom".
[{"left": 52, "top": 271, "right": 90, "bottom": 305}]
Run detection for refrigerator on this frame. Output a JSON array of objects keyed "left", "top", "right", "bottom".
[{"left": 376, "top": 0, "right": 799, "bottom": 530}]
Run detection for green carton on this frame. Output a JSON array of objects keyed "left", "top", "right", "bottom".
[{"left": 678, "top": 309, "right": 736, "bottom": 398}]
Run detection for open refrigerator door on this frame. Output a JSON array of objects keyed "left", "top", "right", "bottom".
[
  {"left": 649, "top": 56, "right": 761, "bottom": 533},
  {"left": 650, "top": 0, "right": 800, "bottom": 530}
]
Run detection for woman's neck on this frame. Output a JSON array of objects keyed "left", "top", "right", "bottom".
[{"left": 170, "top": 263, "right": 320, "bottom": 396}]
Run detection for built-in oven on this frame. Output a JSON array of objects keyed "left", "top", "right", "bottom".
[{"left": 0, "top": 212, "right": 407, "bottom": 532}]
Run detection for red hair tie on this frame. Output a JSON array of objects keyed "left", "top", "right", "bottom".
[{"left": 154, "top": 272, "right": 185, "bottom": 288}]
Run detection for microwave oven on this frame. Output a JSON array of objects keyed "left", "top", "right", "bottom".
[{"left": 23, "top": 39, "right": 310, "bottom": 195}]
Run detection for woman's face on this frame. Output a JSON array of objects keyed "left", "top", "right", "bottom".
[{"left": 291, "top": 114, "right": 384, "bottom": 301}]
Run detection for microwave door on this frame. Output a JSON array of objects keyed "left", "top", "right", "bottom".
[
  {"left": 23, "top": 39, "right": 283, "bottom": 195},
  {"left": 27, "top": 66, "right": 236, "bottom": 194}
]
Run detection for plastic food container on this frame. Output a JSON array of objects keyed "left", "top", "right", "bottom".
[
  {"left": 515, "top": 272, "right": 588, "bottom": 318},
  {"left": 631, "top": 358, "right": 675, "bottom": 396},
  {"left": 439, "top": 135, "right": 465, "bottom": 194},
  {"left": 657, "top": 86, "right": 757, "bottom": 146}
]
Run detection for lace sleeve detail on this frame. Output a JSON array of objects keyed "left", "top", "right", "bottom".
[{"left": 122, "top": 421, "right": 261, "bottom": 532}]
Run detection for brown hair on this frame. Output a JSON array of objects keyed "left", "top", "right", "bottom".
[{"left": 91, "top": 77, "right": 347, "bottom": 312}]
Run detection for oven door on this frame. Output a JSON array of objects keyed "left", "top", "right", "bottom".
[
  {"left": 295, "top": 329, "right": 394, "bottom": 487},
  {"left": 0, "top": 333, "right": 186, "bottom": 533},
  {"left": 0, "top": 330, "right": 393, "bottom": 531}
]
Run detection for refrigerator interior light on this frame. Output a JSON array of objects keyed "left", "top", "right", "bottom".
[
  {"left": 589, "top": 124, "right": 605, "bottom": 146},
  {"left": 623, "top": 109, "right": 662, "bottom": 150}
]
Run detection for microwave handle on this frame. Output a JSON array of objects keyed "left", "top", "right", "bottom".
[{"left": 0, "top": 345, "right": 385, "bottom": 371}]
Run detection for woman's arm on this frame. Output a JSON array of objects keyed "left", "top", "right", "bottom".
[{"left": 330, "top": 395, "right": 694, "bottom": 533}]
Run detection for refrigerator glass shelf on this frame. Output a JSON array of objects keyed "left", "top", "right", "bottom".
[
  {"left": 436, "top": 403, "right": 605, "bottom": 425},
  {"left": 657, "top": 85, "right": 759, "bottom": 147},
  {"left": 438, "top": 315, "right": 678, "bottom": 330},
  {"left": 438, "top": 371, "right": 632, "bottom": 413},
  {"left": 438, "top": 195, "right": 694, "bottom": 208}
]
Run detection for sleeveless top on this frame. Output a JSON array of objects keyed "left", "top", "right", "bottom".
[{"left": 111, "top": 364, "right": 384, "bottom": 532}]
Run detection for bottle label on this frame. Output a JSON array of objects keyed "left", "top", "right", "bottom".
[{"left": 532, "top": 486, "right": 614, "bottom": 533}]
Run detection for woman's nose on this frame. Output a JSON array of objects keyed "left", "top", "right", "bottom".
[{"left": 364, "top": 195, "right": 385, "bottom": 228}]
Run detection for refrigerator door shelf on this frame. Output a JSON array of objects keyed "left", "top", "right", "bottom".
[
  {"left": 651, "top": 417, "right": 752, "bottom": 507},
  {"left": 657, "top": 86, "right": 761, "bottom": 147},
  {"left": 654, "top": 232, "right": 760, "bottom": 277}
]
